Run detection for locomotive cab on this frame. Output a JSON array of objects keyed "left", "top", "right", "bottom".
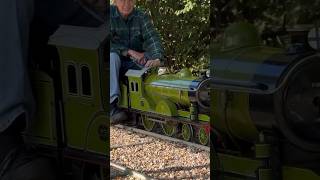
[{"left": 123, "top": 67, "right": 152, "bottom": 111}]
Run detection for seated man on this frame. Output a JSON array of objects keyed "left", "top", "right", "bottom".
[{"left": 110, "top": 0, "right": 164, "bottom": 124}]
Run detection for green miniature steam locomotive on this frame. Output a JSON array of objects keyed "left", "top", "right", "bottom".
[
  {"left": 24, "top": 25, "right": 108, "bottom": 180},
  {"left": 210, "top": 22, "right": 320, "bottom": 180},
  {"left": 118, "top": 67, "right": 211, "bottom": 145}
]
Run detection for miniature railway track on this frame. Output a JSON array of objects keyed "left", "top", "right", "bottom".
[
  {"left": 114, "top": 124, "right": 210, "bottom": 152},
  {"left": 110, "top": 162, "right": 155, "bottom": 180},
  {"left": 111, "top": 125, "right": 210, "bottom": 179},
  {"left": 122, "top": 109, "right": 211, "bottom": 146}
]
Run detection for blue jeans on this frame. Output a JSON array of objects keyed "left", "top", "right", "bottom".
[{"left": 110, "top": 52, "right": 141, "bottom": 104}]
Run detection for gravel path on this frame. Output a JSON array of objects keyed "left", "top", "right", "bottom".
[{"left": 110, "top": 126, "right": 210, "bottom": 179}]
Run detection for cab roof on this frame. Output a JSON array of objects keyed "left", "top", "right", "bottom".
[{"left": 49, "top": 25, "right": 108, "bottom": 50}]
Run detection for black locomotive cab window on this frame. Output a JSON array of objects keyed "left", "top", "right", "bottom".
[
  {"left": 67, "top": 65, "right": 77, "bottom": 94},
  {"left": 135, "top": 83, "right": 139, "bottom": 92},
  {"left": 81, "top": 65, "right": 92, "bottom": 96},
  {"left": 131, "top": 82, "right": 135, "bottom": 92}
]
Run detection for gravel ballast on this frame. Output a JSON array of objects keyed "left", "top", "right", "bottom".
[{"left": 110, "top": 126, "right": 210, "bottom": 179}]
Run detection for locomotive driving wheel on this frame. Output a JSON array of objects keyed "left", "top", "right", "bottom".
[
  {"left": 181, "top": 124, "right": 193, "bottom": 141},
  {"left": 161, "top": 121, "right": 177, "bottom": 137},
  {"left": 141, "top": 115, "right": 155, "bottom": 131},
  {"left": 198, "top": 127, "right": 209, "bottom": 145}
]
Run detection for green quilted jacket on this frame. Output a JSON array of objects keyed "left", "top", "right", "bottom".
[{"left": 110, "top": 5, "right": 164, "bottom": 61}]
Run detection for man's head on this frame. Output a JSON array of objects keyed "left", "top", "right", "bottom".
[{"left": 113, "top": 0, "right": 135, "bottom": 18}]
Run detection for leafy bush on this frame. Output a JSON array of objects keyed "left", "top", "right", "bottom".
[{"left": 136, "top": 0, "right": 210, "bottom": 72}]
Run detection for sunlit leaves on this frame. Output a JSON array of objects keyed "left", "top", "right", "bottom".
[{"left": 136, "top": 0, "right": 210, "bottom": 72}]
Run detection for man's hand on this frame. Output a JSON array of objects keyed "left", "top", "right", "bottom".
[
  {"left": 145, "top": 59, "right": 161, "bottom": 68},
  {"left": 128, "top": 49, "right": 146, "bottom": 65}
]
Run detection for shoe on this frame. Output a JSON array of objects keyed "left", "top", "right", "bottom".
[
  {"left": 110, "top": 101, "right": 127, "bottom": 125},
  {"left": 110, "top": 110, "right": 128, "bottom": 125}
]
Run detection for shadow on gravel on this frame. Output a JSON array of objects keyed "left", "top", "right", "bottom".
[
  {"left": 110, "top": 141, "right": 154, "bottom": 149},
  {"left": 142, "top": 163, "right": 210, "bottom": 175}
]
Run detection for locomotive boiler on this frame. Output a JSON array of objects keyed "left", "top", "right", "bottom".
[{"left": 210, "top": 22, "right": 320, "bottom": 180}]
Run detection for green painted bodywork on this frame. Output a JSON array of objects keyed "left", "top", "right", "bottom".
[
  {"left": 85, "top": 112, "right": 108, "bottom": 154},
  {"left": 48, "top": 25, "right": 108, "bottom": 156},
  {"left": 120, "top": 68, "right": 209, "bottom": 122},
  {"left": 155, "top": 99, "right": 177, "bottom": 116},
  {"left": 282, "top": 167, "right": 320, "bottom": 180},
  {"left": 211, "top": 22, "right": 320, "bottom": 179},
  {"left": 119, "top": 84, "right": 128, "bottom": 108},
  {"left": 25, "top": 71, "right": 57, "bottom": 146},
  {"left": 24, "top": 26, "right": 108, "bottom": 177},
  {"left": 57, "top": 47, "right": 107, "bottom": 154},
  {"left": 144, "top": 73, "right": 194, "bottom": 107},
  {"left": 211, "top": 46, "right": 283, "bottom": 142},
  {"left": 211, "top": 91, "right": 259, "bottom": 142},
  {"left": 214, "top": 153, "right": 320, "bottom": 180},
  {"left": 178, "top": 110, "right": 209, "bottom": 122},
  {"left": 213, "top": 46, "right": 283, "bottom": 82}
]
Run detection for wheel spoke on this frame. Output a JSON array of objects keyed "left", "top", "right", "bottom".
[
  {"left": 161, "top": 122, "right": 177, "bottom": 137},
  {"left": 181, "top": 124, "right": 193, "bottom": 141},
  {"left": 198, "top": 127, "right": 209, "bottom": 145},
  {"left": 141, "top": 115, "right": 155, "bottom": 131}
]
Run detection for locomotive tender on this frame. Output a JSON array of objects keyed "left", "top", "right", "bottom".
[{"left": 24, "top": 25, "right": 108, "bottom": 179}]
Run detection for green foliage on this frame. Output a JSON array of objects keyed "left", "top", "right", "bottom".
[
  {"left": 113, "top": 0, "right": 320, "bottom": 70},
  {"left": 211, "top": 0, "right": 320, "bottom": 32},
  {"left": 136, "top": 0, "right": 210, "bottom": 72},
  {"left": 209, "top": 0, "right": 320, "bottom": 51}
]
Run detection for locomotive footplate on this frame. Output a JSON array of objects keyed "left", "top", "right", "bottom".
[{"left": 124, "top": 108, "right": 209, "bottom": 127}]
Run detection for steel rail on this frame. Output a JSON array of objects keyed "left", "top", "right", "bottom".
[
  {"left": 113, "top": 124, "right": 210, "bottom": 152},
  {"left": 110, "top": 162, "right": 156, "bottom": 180}
]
